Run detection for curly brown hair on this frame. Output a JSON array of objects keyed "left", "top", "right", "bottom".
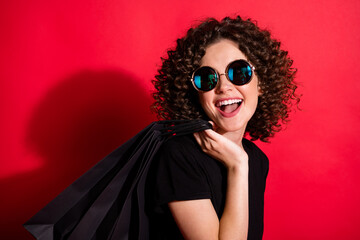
[{"left": 152, "top": 16, "right": 300, "bottom": 142}]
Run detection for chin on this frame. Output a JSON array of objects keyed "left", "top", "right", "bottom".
[{"left": 215, "top": 119, "right": 247, "bottom": 134}]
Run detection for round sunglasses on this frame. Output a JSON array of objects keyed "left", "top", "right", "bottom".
[{"left": 190, "top": 59, "right": 255, "bottom": 92}]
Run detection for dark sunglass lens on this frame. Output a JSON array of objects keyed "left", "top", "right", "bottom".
[
  {"left": 228, "top": 60, "right": 252, "bottom": 85},
  {"left": 193, "top": 67, "right": 218, "bottom": 91}
]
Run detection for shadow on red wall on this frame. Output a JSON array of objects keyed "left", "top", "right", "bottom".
[{"left": 0, "top": 70, "right": 156, "bottom": 239}]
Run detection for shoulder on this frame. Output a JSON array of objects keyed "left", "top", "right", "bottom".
[
  {"left": 158, "top": 134, "right": 202, "bottom": 159},
  {"left": 153, "top": 134, "right": 215, "bottom": 183},
  {"left": 149, "top": 134, "right": 213, "bottom": 205},
  {"left": 242, "top": 138, "right": 269, "bottom": 177},
  {"left": 154, "top": 134, "right": 203, "bottom": 167},
  {"left": 242, "top": 138, "right": 268, "bottom": 161}
]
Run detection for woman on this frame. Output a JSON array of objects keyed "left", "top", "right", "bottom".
[{"left": 148, "top": 16, "right": 299, "bottom": 239}]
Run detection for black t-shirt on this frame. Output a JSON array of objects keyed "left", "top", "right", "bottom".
[{"left": 145, "top": 134, "right": 269, "bottom": 240}]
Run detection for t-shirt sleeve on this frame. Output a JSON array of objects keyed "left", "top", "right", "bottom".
[{"left": 151, "top": 136, "right": 212, "bottom": 208}]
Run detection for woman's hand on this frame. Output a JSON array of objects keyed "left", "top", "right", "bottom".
[{"left": 193, "top": 122, "right": 248, "bottom": 170}]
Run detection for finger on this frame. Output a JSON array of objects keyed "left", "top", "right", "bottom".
[
  {"left": 208, "top": 121, "right": 218, "bottom": 132},
  {"left": 202, "top": 128, "right": 220, "bottom": 141},
  {"left": 193, "top": 132, "right": 200, "bottom": 144},
  {"left": 198, "top": 131, "right": 209, "bottom": 147},
  {"left": 201, "top": 131, "right": 221, "bottom": 152},
  {"left": 193, "top": 131, "right": 206, "bottom": 147},
  {"left": 194, "top": 131, "right": 213, "bottom": 152},
  {"left": 208, "top": 121, "right": 222, "bottom": 133}
]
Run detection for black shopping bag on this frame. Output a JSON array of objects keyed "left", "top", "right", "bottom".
[{"left": 24, "top": 119, "right": 211, "bottom": 240}]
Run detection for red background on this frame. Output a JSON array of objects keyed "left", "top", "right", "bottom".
[{"left": 1, "top": 0, "right": 360, "bottom": 239}]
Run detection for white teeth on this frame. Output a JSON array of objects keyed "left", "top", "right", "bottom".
[{"left": 216, "top": 99, "right": 243, "bottom": 107}]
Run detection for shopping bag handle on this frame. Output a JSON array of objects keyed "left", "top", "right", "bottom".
[{"left": 159, "top": 119, "right": 212, "bottom": 137}]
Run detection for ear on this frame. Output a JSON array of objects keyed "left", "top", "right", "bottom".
[{"left": 257, "top": 84, "right": 263, "bottom": 96}]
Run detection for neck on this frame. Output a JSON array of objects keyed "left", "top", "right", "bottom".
[{"left": 216, "top": 127, "right": 246, "bottom": 149}]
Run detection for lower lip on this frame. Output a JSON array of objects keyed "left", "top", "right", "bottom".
[{"left": 217, "top": 103, "right": 242, "bottom": 118}]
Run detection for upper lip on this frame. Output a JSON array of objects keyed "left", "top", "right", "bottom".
[{"left": 215, "top": 98, "right": 243, "bottom": 107}]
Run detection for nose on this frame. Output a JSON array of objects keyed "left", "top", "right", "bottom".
[{"left": 215, "top": 73, "right": 233, "bottom": 94}]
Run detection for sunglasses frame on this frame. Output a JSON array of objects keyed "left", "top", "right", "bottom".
[{"left": 190, "top": 59, "right": 255, "bottom": 92}]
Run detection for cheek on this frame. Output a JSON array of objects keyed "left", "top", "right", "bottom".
[
  {"left": 198, "top": 93, "right": 214, "bottom": 114},
  {"left": 249, "top": 90, "right": 260, "bottom": 112},
  {"left": 247, "top": 77, "right": 261, "bottom": 99},
  {"left": 255, "top": 77, "right": 262, "bottom": 96},
  {"left": 198, "top": 92, "right": 207, "bottom": 107}
]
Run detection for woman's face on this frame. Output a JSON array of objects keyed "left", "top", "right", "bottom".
[{"left": 198, "top": 39, "right": 261, "bottom": 134}]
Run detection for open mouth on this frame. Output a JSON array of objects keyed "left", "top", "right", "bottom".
[{"left": 215, "top": 99, "right": 243, "bottom": 113}]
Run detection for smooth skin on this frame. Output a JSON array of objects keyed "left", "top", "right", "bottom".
[{"left": 168, "top": 39, "right": 261, "bottom": 240}]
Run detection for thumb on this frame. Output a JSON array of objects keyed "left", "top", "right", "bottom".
[{"left": 208, "top": 121, "right": 218, "bottom": 131}]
